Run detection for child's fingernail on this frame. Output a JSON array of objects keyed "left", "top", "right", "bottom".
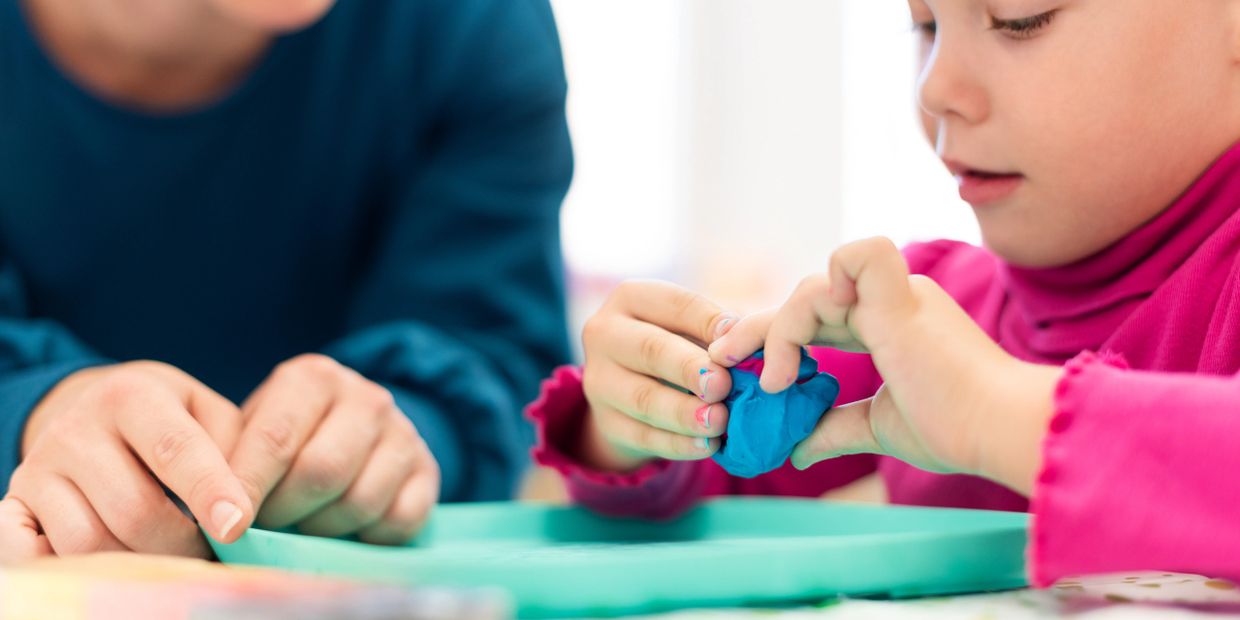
[
  {"left": 726, "top": 354, "right": 739, "bottom": 363},
  {"left": 211, "top": 500, "right": 244, "bottom": 540},
  {"left": 700, "top": 437, "right": 712, "bottom": 451},
  {"left": 698, "top": 369, "right": 714, "bottom": 399},
  {"left": 695, "top": 404, "right": 715, "bottom": 430},
  {"left": 714, "top": 314, "right": 738, "bottom": 339}
]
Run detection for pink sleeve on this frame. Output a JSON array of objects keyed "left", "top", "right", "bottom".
[
  {"left": 1030, "top": 352, "right": 1240, "bottom": 585},
  {"left": 526, "top": 348, "right": 884, "bottom": 518},
  {"left": 526, "top": 365, "right": 711, "bottom": 519}
]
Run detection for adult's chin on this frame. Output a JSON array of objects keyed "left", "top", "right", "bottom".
[{"left": 210, "top": 0, "right": 335, "bottom": 32}]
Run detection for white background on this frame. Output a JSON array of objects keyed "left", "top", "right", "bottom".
[{"left": 551, "top": 0, "right": 981, "bottom": 353}]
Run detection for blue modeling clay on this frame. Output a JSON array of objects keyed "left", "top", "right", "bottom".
[{"left": 712, "top": 350, "right": 841, "bottom": 478}]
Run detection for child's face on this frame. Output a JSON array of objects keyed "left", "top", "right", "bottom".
[{"left": 911, "top": 0, "right": 1240, "bottom": 267}]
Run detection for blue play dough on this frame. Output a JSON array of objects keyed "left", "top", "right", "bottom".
[{"left": 712, "top": 351, "right": 841, "bottom": 478}]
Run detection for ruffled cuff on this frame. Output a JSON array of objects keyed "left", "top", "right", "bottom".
[
  {"left": 1029, "top": 350, "right": 1129, "bottom": 587},
  {"left": 525, "top": 365, "right": 706, "bottom": 519}
]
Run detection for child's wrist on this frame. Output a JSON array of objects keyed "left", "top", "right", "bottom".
[
  {"left": 577, "top": 406, "right": 654, "bottom": 473},
  {"left": 972, "top": 359, "right": 1062, "bottom": 496}
]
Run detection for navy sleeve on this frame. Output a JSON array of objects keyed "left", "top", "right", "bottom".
[
  {"left": 0, "top": 256, "right": 110, "bottom": 496},
  {"left": 323, "top": 0, "right": 573, "bottom": 502}
]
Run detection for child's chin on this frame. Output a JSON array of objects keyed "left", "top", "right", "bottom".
[{"left": 978, "top": 227, "right": 1079, "bottom": 269}]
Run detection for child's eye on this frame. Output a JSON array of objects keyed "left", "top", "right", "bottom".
[
  {"left": 911, "top": 20, "right": 937, "bottom": 39},
  {"left": 990, "top": 10, "right": 1058, "bottom": 39}
]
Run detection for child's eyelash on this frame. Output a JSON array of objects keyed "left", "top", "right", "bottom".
[
  {"left": 910, "top": 11, "right": 1055, "bottom": 41},
  {"left": 990, "top": 10, "right": 1058, "bottom": 39},
  {"left": 911, "top": 20, "right": 937, "bottom": 37}
]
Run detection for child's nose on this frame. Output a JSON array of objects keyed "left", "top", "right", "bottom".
[{"left": 916, "top": 35, "right": 990, "bottom": 128}]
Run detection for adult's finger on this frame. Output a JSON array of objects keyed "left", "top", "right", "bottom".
[
  {"left": 16, "top": 474, "right": 127, "bottom": 556},
  {"left": 257, "top": 391, "right": 385, "bottom": 529},
  {"left": 228, "top": 367, "right": 334, "bottom": 517},
  {"left": 295, "top": 427, "right": 421, "bottom": 538},
  {"left": 0, "top": 497, "right": 52, "bottom": 564},
  {"left": 112, "top": 389, "right": 254, "bottom": 543}
]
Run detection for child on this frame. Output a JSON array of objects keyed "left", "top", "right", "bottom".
[
  {"left": 530, "top": 0, "right": 1240, "bottom": 585},
  {"left": 0, "top": 0, "right": 572, "bottom": 561}
]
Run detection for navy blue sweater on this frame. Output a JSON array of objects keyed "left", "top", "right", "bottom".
[{"left": 0, "top": 0, "right": 573, "bottom": 501}]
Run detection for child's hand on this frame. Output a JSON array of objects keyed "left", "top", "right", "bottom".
[
  {"left": 710, "top": 238, "right": 1061, "bottom": 492},
  {"left": 229, "top": 355, "right": 439, "bottom": 544},
  {"left": 1, "top": 361, "right": 256, "bottom": 563},
  {"left": 578, "top": 281, "right": 738, "bottom": 472}
]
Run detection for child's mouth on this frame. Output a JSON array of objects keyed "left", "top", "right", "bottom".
[{"left": 943, "top": 160, "right": 1024, "bottom": 206}]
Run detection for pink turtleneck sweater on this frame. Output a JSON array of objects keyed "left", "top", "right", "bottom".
[{"left": 529, "top": 144, "right": 1240, "bottom": 587}]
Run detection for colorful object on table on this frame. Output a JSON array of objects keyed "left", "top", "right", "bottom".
[
  {"left": 712, "top": 351, "right": 841, "bottom": 478},
  {"left": 210, "top": 498, "right": 1030, "bottom": 619},
  {"left": 0, "top": 553, "right": 506, "bottom": 620}
]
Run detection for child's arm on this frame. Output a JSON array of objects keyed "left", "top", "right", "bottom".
[
  {"left": 527, "top": 282, "right": 886, "bottom": 520},
  {"left": 710, "top": 237, "right": 1045, "bottom": 481},
  {"left": 1027, "top": 354, "right": 1240, "bottom": 585},
  {"left": 714, "top": 236, "right": 1240, "bottom": 583},
  {"left": 530, "top": 242, "right": 961, "bottom": 518}
]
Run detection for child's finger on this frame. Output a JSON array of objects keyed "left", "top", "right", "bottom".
[
  {"left": 591, "top": 362, "right": 727, "bottom": 438},
  {"left": 599, "top": 316, "right": 732, "bottom": 402},
  {"left": 790, "top": 398, "right": 883, "bottom": 470},
  {"left": 707, "top": 310, "right": 775, "bottom": 367},
  {"left": 593, "top": 404, "right": 719, "bottom": 462},
  {"left": 258, "top": 391, "right": 384, "bottom": 529},
  {"left": 0, "top": 497, "right": 52, "bottom": 564},
  {"left": 759, "top": 275, "right": 836, "bottom": 393},
  {"left": 827, "top": 237, "right": 912, "bottom": 312},
  {"left": 610, "top": 280, "right": 738, "bottom": 347},
  {"left": 114, "top": 395, "right": 254, "bottom": 544}
]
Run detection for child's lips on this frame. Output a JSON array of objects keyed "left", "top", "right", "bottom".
[{"left": 942, "top": 159, "right": 1025, "bottom": 206}]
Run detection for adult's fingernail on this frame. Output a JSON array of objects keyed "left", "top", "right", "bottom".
[
  {"left": 211, "top": 501, "right": 244, "bottom": 540},
  {"left": 714, "top": 314, "right": 739, "bottom": 339}
]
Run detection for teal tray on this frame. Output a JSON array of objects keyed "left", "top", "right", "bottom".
[{"left": 210, "top": 498, "right": 1030, "bottom": 618}]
